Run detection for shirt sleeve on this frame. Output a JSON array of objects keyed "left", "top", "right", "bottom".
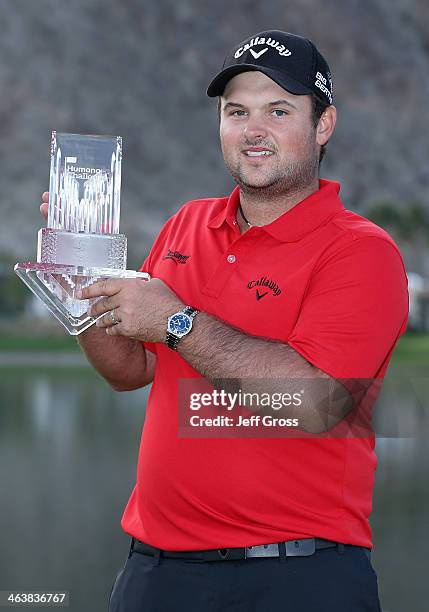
[{"left": 287, "top": 236, "right": 409, "bottom": 379}]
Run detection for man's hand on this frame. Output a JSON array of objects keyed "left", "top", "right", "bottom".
[
  {"left": 40, "top": 191, "right": 49, "bottom": 222},
  {"left": 79, "top": 278, "right": 184, "bottom": 343}
]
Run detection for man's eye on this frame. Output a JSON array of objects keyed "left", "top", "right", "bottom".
[
  {"left": 230, "top": 110, "right": 246, "bottom": 116},
  {"left": 272, "top": 109, "right": 287, "bottom": 117}
]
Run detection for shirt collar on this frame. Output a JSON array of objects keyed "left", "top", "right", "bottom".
[
  {"left": 207, "top": 185, "right": 242, "bottom": 230},
  {"left": 208, "top": 180, "right": 344, "bottom": 242}
]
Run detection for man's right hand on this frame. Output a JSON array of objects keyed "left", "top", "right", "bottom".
[{"left": 40, "top": 191, "right": 49, "bottom": 222}]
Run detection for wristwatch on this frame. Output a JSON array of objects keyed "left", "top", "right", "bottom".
[{"left": 166, "top": 306, "right": 199, "bottom": 350}]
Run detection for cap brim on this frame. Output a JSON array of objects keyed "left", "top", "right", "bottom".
[{"left": 206, "top": 64, "right": 313, "bottom": 97}]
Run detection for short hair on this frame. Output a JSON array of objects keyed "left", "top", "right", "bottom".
[{"left": 216, "top": 93, "right": 330, "bottom": 166}]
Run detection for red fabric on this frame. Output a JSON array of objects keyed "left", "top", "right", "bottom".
[{"left": 120, "top": 180, "right": 408, "bottom": 550}]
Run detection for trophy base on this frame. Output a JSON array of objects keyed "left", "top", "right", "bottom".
[{"left": 14, "top": 262, "right": 150, "bottom": 335}]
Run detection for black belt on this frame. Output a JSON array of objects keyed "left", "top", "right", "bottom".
[{"left": 131, "top": 537, "right": 368, "bottom": 562}]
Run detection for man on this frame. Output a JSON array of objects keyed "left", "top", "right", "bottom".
[{"left": 41, "top": 30, "right": 408, "bottom": 612}]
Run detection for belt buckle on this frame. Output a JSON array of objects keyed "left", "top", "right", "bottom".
[
  {"left": 245, "top": 544, "right": 279, "bottom": 559},
  {"left": 285, "top": 538, "right": 316, "bottom": 557}
]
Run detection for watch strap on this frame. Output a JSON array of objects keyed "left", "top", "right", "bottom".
[
  {"left": 182, "top": 306, "right": 198, "bottom": 320},
  {"left": 166, "top": 331, "right": 181, "bottom": 350}
]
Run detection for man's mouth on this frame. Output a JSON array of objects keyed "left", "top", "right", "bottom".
[{"left": 242, "top": 148, "right": 274, "bottom": 158}]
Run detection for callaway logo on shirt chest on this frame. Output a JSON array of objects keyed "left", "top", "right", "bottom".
[
  {"left": 247, "top": 276, "right": 282, "bottom": 300},
  {"left": 234, "top": 36, "right": 292, "bottom": 59}
]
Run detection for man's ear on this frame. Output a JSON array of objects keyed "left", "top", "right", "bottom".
[{"left": 316, "top": 105, "right": 337, "bottom": 146}]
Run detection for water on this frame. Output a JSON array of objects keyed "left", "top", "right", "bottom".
[{"left": 0, "top": 362, "right": 427, "bottom": 612}]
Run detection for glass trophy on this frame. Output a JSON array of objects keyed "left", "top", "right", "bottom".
[{"left": 15, "top": 131, "right": 150, "bottom": 335}]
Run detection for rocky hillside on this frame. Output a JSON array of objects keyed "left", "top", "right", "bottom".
[{"left": 1, "top": 0, "right": 428, "bottom": 271}]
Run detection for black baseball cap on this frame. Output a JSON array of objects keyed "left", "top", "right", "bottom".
[{"left": 207, "top": 30, "right": 333, "bottom": 106}]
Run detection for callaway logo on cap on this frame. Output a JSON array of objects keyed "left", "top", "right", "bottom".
[{"left": 207, "top": 30, "right": 333, "bottom": 106}]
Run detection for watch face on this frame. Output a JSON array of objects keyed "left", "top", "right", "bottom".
[{"left": 168, "top": 313, "right": 192, "bottom": 337}]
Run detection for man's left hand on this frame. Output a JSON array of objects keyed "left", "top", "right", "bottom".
[{"left": 78, "top": 278, "right": 184, "bottom": 342}]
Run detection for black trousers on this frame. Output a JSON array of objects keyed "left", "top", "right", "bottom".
[{"left": 108, "top": 538, "right": 382, "bottom": 612}]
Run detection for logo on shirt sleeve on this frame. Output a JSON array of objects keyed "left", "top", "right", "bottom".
[
  {"left": 247, "top": 276, "right": 282, "bottom": 300},
  {"left": 163, "top": 249, "right": 190, "bottom": 264}
]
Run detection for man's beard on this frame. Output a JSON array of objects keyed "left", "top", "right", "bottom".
[{"left": 224, "top": 150, "right": 319, "bottom": 198}]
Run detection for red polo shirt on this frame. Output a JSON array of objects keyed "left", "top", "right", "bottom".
[{"left": 121, "top": 179, "right": 408, "bottom": 550}]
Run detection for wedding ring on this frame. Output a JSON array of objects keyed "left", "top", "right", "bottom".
[{"left": 109, "top": 309, "right": 119, "bottom": 325}]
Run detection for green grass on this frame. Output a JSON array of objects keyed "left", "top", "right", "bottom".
[
  {"left": 0, "top": 333, "right": 80, "bottom": 352},
  {"left": 390, "top": 333, "right": 429, "bottom": 363},
  {"left": 0, "top": 330, "right": 427, "bottom": 362}
]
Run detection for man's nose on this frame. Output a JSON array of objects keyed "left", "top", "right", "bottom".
[{"left": 243, "top": 115, "right": 268, "bottom": 140}]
